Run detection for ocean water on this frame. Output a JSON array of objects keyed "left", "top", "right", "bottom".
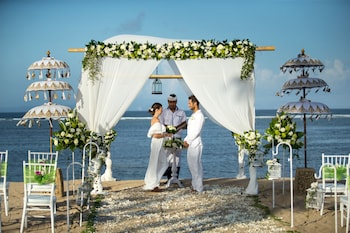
[{"left": 0, "top": 109, "right": 349, "bottom": 182}]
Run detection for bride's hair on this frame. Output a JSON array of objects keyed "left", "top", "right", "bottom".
[{"left": 148, "top": 102, "right": 162, "bottom": 115}]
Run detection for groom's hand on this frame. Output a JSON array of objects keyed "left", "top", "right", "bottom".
[{"left": 183, "top": 141, "right": 189, "bottom": 148}]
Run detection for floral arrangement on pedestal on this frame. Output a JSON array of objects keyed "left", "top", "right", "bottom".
[
  {"left": 82, "top": 39, "right": 256, "bottom": 81},
  {"left": 232, "top": 130, "right": 262, "bottom": 162},
  {"left": 163, "top": 138, "right": 184, "bottom": 150},
  {"left": 164, "top": 125, "right": 183, "bottom": 149},
  {"left": 53, "top": 108, "right": 91, "bottom": 151},
  {"left": 263, "top": 112, "right": 304, "bottom": 157},
  {"left": 53, "top": 108, "right": 117, "bottom": 194}
]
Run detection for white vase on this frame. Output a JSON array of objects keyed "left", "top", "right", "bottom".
[
  {"left": 236, "top": 148, "right": 247, "bottom": 179},
  {"left": 245, "top": 164, "right": 258, "bottom": 195}
]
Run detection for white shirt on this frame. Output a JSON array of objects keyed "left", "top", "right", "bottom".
[
  {"left": 184, "top": 109, "right": 205, "bottom": 146},
  {"left": 160, "top": 107, "right": 187, "bottom": 138}
]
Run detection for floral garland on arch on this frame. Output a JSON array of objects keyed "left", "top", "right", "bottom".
[
  {"left": 82, "top": 39, "right": 256, "bottom": 81},
  {"left": 232, "top": 130, "right": 262, "bottom": 161}
]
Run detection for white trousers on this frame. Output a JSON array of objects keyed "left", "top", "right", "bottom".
[{"left": 187, "top": 142, "right": 203, "bottom": 192}]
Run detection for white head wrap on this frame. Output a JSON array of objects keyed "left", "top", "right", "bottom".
[{"left": 168, "top": 94, "right": 177, "bottom": 101}]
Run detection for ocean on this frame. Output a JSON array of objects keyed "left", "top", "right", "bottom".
[{"left": 0, "top": 109, "right": 349, "bottom": 182}]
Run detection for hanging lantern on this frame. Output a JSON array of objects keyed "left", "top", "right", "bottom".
[{"left": 152, "top": 78, "right": 162, "bottom": 95}]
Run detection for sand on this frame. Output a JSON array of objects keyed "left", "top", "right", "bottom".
[{"left": 0, "top": 178, "right": 342, "bottom": 233}]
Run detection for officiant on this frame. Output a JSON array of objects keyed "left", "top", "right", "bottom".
[{"left": 160, "top": 93, "right": 187, "bottom": 181}]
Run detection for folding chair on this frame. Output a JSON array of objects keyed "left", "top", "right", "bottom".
[
  {"left": 315, "top": 153, "right": 350, "bottom": 215},
  {"left": 20, "top": 161, "right": 57, "bottom": 233},
  {"left": 0, "top": 150, "right": 9, "bottom": 216}
]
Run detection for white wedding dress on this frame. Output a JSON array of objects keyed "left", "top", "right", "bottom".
[{"left": 143, "top": 122, "right": 168, "bottom": 190}]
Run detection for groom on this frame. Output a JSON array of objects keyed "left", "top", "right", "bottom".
[{"left": 183, "top": 95, "right": 205, "bottom": 192}]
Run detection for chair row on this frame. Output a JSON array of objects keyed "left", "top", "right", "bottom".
[
  {"left": 0, "top": 150, "right": 58, "bottom": 233},
  {"left": 313, "top": 153, "right": 350, "bottom": 232}
]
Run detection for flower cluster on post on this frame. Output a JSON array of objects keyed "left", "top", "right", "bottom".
[
  {"left": 232, "top": 130, "right": 262, "bottom": 161},
  {"left": 53, "top": 109, "right": 90, "bottom": 151},
  {"left": 53, "top": 109, "right": 118, "bottom": 155},
  {"left": 263, "top": 112, "right": 304, "bottom": 156},
  {"left": 82, "top": 39, "right": 256, "bottom": 81}
]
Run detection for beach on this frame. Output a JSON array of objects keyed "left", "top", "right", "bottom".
[{"left": 0, "top": 178, "right": 342, "bottom": 233}]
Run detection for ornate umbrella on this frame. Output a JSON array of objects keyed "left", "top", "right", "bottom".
[
  {"left": 279, "top": 49, "right": 331, "bottom": 167},
  {"left": 17, "top": 102, "right": 71, "bottom": 128},
  {"left": 18, "top": 51, "right": 74, "bottom": 152}
]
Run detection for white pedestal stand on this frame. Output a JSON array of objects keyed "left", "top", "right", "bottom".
[
  {"left": 236, "top": 148, "right": 247, "bottom": 179},
  {"left": 245, "top": 151, "right": 263, "bottom": 195},
  {"left": 90, "top": 157, "right": 105, "bottom": 195},
  {"left": 101, "top": 151, "right": 116, "bottom": 181},
  {"left": 245, "top": 165, "right": 258, "bottom": 195},
  {"left": 166, "top": 149, "right": 183, "bottom": 188}
]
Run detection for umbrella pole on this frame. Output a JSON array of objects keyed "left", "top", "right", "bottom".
[
  {"left": 50, "top": 119, "right": 53, "bottom": 153},
  {"left": 303, "top": 113, "right": 307, "bottom": 168}
]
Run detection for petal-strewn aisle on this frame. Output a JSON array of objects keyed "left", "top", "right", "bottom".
[{"left": 95, "top": 179, "right": 285, "bottom": 233}]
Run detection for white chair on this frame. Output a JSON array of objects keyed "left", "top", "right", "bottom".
[
  {"left": 28, "top": 150, "right": 58, "bottom": 164},
  {"left": 20, "top": 161, "right": 57, "bottom": 233},
  {"left": 339, "top": 162, "right": 350, "bottom": 232},
  {"left": 315, "top": 153, "right": 350, "bottom": 215},
  {"left": 0, "top": 150, "right": 9, "bottom": 216}
]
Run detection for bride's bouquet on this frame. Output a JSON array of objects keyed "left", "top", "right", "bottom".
[{"left": 166, "top": 125, "right": 177, "bottom": 134}]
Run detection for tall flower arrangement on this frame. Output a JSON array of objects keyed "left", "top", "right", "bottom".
[
  {"left": 53, "top": 109, "right": 118, "bottom": 154},
  {"left": 53, "top": 109, "right": 90, "bottom": 151},
  {"left": 232, "top": 130, "right": 262, "bottom": 161},
  {"left": 82, "top": 39, "right": 256, "bottom": 81},
  {"left": 263, "top": 112, "right": 304, "bottom": 156}
]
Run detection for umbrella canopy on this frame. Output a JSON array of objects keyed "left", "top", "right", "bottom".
[
  {"left": 17, "top": 102, "right": 71, "bottom": 128},
  {"left": 24, "top": 80, "right": 74, "bottom": 102},
  {"left": 26, "top": 51, "right": 70, "bottom": 80},
  {"left": 280, "top": 49, "right": 324, "bottom": 74},
  {"left": 278, "top": 98, "right": 331, "bottom": 117},
  {"left": 280, "top": 77, "right": 330, "bottom": 91},
  {"left": 277, "top": 98, "right": 332, "bottom": 167}
]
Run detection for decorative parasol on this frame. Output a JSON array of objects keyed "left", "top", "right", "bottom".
[
  {"left": 24, "top": 80, "right": 74, "bottom": 101},
  {"left": 18, "top": 51, "right": 74, "bottom": 152},
  {"left": 278, "top": 49, "right": 331, "bottom": 167},
  {"left": 17, "top": 102, "right": 71, "bottom": 128}
]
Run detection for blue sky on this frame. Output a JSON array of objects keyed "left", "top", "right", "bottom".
[{"left": 0, "top": 0, "right": 349, "bottom": 112}]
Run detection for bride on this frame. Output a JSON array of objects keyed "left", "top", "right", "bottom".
[{"left": 143, "top": 102, "right": 169, "bottom": 192}]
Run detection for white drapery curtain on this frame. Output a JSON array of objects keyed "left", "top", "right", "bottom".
[
  {"left": 175, "top": 58, "right": 255, "bottom": 134},
  {"left": 76, "top": 57, "right": 160, "bottom": 134}
]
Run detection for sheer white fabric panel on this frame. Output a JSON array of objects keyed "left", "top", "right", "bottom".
[
  {"left": 76, "top": 57, "right": 160, "bottom": 134},
  {"left": 174, "top": 58, "right": 255, "bottom": 134}
]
